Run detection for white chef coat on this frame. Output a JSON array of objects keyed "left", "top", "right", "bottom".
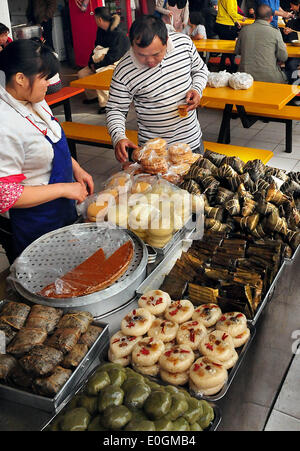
[{"left": 0, "top": 85, "right": 62, "bottom": 187}]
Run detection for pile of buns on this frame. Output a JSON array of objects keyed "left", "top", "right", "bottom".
[
  {"left": 86, "top": 174, "right": 196, "bottom": 249},
  {"left": 132, "top": 138, "right": 200, "bottom": 181},
  {"left": 107, "top": 289, "right": 250, "bottom": 396}
]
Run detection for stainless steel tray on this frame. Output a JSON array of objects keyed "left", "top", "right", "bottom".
[
  {"left": 284, "top": 243, "right": 300, "bottom": 264},
  {"left": 0, "top": 302, "right": 109, "bottom": 413},
  {"left": 9, "top": 224, "right": 148, "bottom": 317},
  {"left": 41, "top": 361, "right": 222, "bottom": 431},
  {"left": 250, "top": 259, "right": 286, "bottom": 325},
  {"left": 136, "top": 238, "right": 193, "bottom": 294}
]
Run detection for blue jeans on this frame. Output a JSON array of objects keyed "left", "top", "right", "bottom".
[{"left": 285, "top": 58, "right": 300, "bottom": 84}]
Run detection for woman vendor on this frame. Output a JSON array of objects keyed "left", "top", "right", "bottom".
[{"left": 0, "top": 39, "right": 94, "bottom": 264}]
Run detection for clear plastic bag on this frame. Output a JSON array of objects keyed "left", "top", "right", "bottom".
[
  {"left": 229, "top": 72, "right": 254, "bottom": 90},
  {"left": 207, "top": 70, "right": 231, "bottom": 88}
]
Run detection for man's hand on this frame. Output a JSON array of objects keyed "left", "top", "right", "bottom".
[
  {"left": 185, "top": 89, "right": 201, "bottom": 111},
  {"left": 115, "top": 139, "right": 138, "bottom": 163},
  {"left": 283, "top": 27, "right": 293, "bottom": 34},
  {"left": 283, "top": 11, "right": 293, "bottom": 19}
]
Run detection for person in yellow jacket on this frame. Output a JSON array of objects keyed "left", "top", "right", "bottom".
[{"left": 215, "top": 0, "right": 245, "bottom": 71}]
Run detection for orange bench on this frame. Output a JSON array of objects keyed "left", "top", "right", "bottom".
[
  {"left": 45, "top": 86, "right": 84, "bottom": 121},
  {"left": 61, "top": 122, "right": 273, "bottom": 164}
]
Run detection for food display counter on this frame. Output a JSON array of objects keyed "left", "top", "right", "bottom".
[
  {"left": 1, "top": 148, "right": 300, "bottom": 432},
  {"left": 0, "top": 239, "right": 299, "bottom": 431}
]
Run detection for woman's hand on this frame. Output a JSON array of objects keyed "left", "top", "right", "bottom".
[
  {"left": 72, "top": 159, "right": 94, "bottom": 195},
  {"left": 185, "top": 89, "right": 201, "bottom": 111},
  {"left": 63, "top": 182, "right": 89, "bottom": 204},
  {"left": 115, "top": 139, "right": 138, "bottom": 163}
]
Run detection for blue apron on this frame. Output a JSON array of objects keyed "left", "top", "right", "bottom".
[{"left": 10, "top": 114, "right": 78, "bottom": 259}]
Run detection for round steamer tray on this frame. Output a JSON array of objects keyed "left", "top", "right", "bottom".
[{"left": 10, "top": 223, "right": 148, "bottom": 317}]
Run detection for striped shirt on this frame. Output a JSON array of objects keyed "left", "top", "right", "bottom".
[{"left": 106, "top": 31, "right": 208, "bottom": 151}]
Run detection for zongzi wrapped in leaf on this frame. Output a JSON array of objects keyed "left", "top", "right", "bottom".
[
  {"left": 25, "top": 305, "right": 63, "bottom": 333},
  {"left": 34, "top": 366, "right": 72, "bottom": 397},
  {"left": 57, "top": 311, "right": 93, "bottom": 334},
  {"left": 62, "top": 343, "right": 89, "bottom": 368},
  {"left": 7, "top": 327, "right": 48, "bottom": 357},
  {"left": 0, "top": 322, "right": 17, "bottom": 345},
  {"left": 78, "top": 325, "right": 102, "bottom": 348},
  {"left": 0, "top": 354, "right": 18, "bottom": 380},
  {"left": 0, "top": 301, "right": 31, "bottom": 330},
  {"left": 19, "top": 345, "right": 64, "bottom": 377},
  {"left": 46, "top": 327, "right": 81, "bottom": 354}
]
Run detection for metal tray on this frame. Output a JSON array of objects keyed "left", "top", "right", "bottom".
[
  {"left": 0, "top": 301, "right": 109, "bottom": 413},
  {"left": 284, "top": 243, "right": 300, "bottom": 264},
  {"left": 136, "top": 238, "right": 193, "bottom": 295},
  {"left": 41, "top": 360, "right": 222, "bottom": 431},
  {"left": 250, "top": 259, "right": 286, "bottom": 325},
  {"left": 9, "top": 224, "right": 148, "bottom": 317}
]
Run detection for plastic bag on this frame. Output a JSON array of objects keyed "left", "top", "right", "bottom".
[
  {"left": 229, "top": 72, "right": 254, "bottom": 90},
  {"left": 77, "top": 189, "right": 119, "bottom": 222},
  {"left": 207, "top": 70, "right": 231, "bottom": 88}
]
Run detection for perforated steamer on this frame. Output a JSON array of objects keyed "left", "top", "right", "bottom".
[{"left": 10, "top": 224, "right": 148, "bottom": 317}]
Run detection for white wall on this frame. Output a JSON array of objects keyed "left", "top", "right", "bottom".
[{"left": 0, "top": 0, "right": 11, "bottom": 35}]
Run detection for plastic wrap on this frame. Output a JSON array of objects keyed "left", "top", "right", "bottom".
[
  {"left": 229, "top": 72, "right": 254, "bottom": 90},
  {"left": 77, "top": 188, "right": 119, "bottom": 223},
  {"left": 207, "top": 70, "right": 231, "bottom": 88},
  {"left": 9, "top": 225, "right": 135, "bottom": 299},
  {"left": 104, "top": 171, "right": 133, "bottom": 193}
]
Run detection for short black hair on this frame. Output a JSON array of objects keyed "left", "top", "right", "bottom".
[
  {"left": 0, "top": 23, "right": 9, "bottom": 35},
  {"left": 0, "top": 39, "right": 59, "bottom": 84},
  {"left": 129, "top": 15, "right": 168, "bottom": 47},
  {"left": 256, "top": 4, "right": 273, "bottom": 19},
  {"left": 168, "top": 0, "right": 188, "bottom": 7},
  {"left": 189, "top": 11, "right": 205, "bottom": 25},
  {"left": 94, "top": 6, "right": 112, "bottom": 22},
  {"left": 290, "top": 0, "right": 300, "bottom": 5}
]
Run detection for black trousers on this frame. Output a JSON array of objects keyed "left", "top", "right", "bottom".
[
  {"left": 0, "top": 216, "right": 14, "bottom": 265},
  {"left": 215, "top": 23, "right": 239, "bottom": 71}
]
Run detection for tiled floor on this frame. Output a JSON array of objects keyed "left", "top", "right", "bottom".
[{"left": 1, "top": 63, "right": 300, "bottom": 430}]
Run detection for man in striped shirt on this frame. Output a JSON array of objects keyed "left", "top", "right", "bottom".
[{"left": 106, "top": 15, "right": 209, "bottom": 163}]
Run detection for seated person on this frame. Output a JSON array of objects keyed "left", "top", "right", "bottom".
[
  {"left": 78, "top": 7, "right": 130, "bottom": 114},
  {"left": 282, "top": 0, "right": 300, "bottom": 84},
  {"left": 235, "top": 4, "right": 288, "bottom": 83},
  {"left": 0, "top": 23, "right": 12, "bottom": 52},
  {"left": 182, "top": 11, "right": 207, "bottom": 39}
]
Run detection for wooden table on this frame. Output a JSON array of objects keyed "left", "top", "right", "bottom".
[
  {"left": 45, "top": 86, "right": 84, "bottom": 121},
  {"left": 70, "top": 69, "right": 115, "bottom": 91},
  {"left": 241, "top": 17, "right": 285, "bottom": 27},
  {"left": 203, "top": 81, "right": 300, "bottom": 143},
  {"left": 70, "top": 71, "right": 300, "bottom": 145},
  {"left": 193, "top": 39, "right": 300, "bottom": 58}
]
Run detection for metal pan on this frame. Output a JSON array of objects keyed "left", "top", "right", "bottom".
[
  {"left": 0, "top": 301, "right": 109, "bottom": 413},
  {"left": 250, "top": 259, "right": 286, "bottom": 325},
  {"left": 41, "top": 359, "right": 222, "bottom": 431},
  {"left": 284, "top": 244, "right": 300, "bottom": 264}
]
